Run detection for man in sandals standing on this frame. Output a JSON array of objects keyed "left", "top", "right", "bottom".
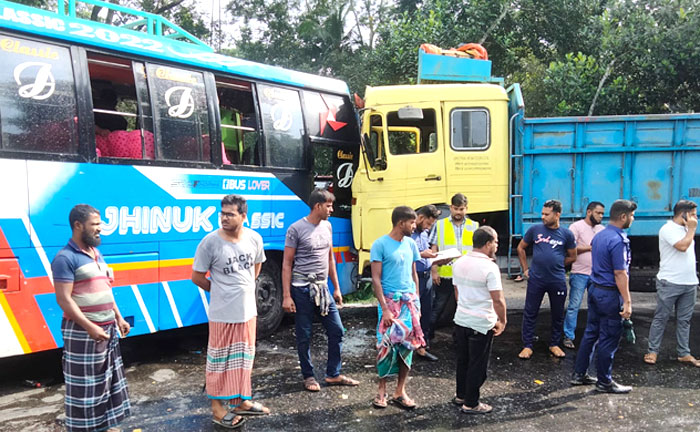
[
  {"left": 517, "top": 199, "right": 576, "bottom": 359},
  {"left": 282, "top": 188, "right": 360, "bottom": 392},
  {"left": 371, "top": 206, "right": 424, "bottom": 410},
  {"left": 644, "top": 200, "right": 699, "bottom": 367},
  {"left": 452, "top": 226, "right": 507, "bottom": 415},
  {"left": 192, "top": 194, "right": 269, "bottom": 429}
]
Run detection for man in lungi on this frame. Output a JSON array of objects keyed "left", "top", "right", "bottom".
[
  {"left": 371, "top": 206, "right": 424, "bottom": 410},
  {"left": 192, "top": 194, "right": 269, "bottom": 429},
  {"left": 282, "top": 188, "right": 359, "bottom": 392},
  {"left": 52, "top": 204, "right": 131, "bottom": 432}
]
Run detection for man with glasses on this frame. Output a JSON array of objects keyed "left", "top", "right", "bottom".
[
  {"left": 517, "top": 199, "right": 576, "bottom": 359},
  {"left": 192, "top": 194, "right": 269, "bottom": 429}
]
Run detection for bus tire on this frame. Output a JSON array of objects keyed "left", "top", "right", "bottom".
[{"left": 256, "top": 257, "right": 284, "bottom": 339}]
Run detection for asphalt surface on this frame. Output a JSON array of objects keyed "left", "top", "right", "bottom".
[{"left": 1, "top": 279, "right": 700, "bottom": 431}]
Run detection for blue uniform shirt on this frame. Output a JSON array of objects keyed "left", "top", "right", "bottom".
[
  {"left": 523, "top": 224, "right": 576, "bottom": 283},
  {"left": 411, "top": 229, "right": 431, "bottom": 273},
  {"left": 590, "top": 225, "right": 631, "bottom": 287}
]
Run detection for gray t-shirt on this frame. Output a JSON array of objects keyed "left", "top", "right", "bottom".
[
  {"left": 285, "top": 218, "right": 332, "bottom": 285},
  {"left": 193, "top": 228, "right": 266, "bottom": 323}
]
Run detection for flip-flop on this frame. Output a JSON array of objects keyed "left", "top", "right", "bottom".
[
  {"left": 390, "top": 395, "right": 417, "bottom": 410},
  {"left": 461, "top": 402, "right": 493, "bottom": 415},
  {"left": 303, "top": 377, "right": 321, "bottom": 392},
  {"left": 518, "top": 347, "right": 533, "bottom": 359},
  {"left": 372, "top": 393, "right": 388, "bottom": 409},
  {"left": 549, "top": 346, "right": 566, "bottom": 358},
  {"left": 212, "top": 412, "right": 246, "bottom": 429},
  {"left": 644, "top": 352, "right": 657, "bottom": 365},
  {"left": 325, "top": 375, "right": 360, "bottom": 386},
  {"left": 234, "top": 401, "right": 270, "bottom": 416}
]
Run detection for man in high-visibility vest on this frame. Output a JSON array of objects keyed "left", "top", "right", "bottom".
[{"left": 427, "top": 193, "right": 479, "bottom": 350}]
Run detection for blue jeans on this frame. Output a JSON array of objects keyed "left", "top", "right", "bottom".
[
  {"left": 521, "top": 278, "right": 567, "bottom": 348},
  {"left": 563, "top": 273, "right": 590, "bottom": 340},
  {"left": 417, "top": 271, "right": 433, "bottom": 346},
  {"left": 574, "top": 284, "right": 623, "bottom": 384},
  {"left": 291, "top": 285, "right": 344, "bottom": 379}
]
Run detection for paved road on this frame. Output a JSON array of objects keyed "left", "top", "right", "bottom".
[{"left": 1, "top": 278, "right": 699, "bottom": 431}]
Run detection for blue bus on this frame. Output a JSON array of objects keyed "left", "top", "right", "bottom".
[{"left": 0, "top": 0, "right": 360, "bottom": 358}]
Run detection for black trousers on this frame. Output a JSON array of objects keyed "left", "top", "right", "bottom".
[{"left": 455, "top": 325, "right": 494, "bottom": 407}]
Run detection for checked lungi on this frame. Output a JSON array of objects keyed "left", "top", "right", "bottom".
[
  {"left": 376, "top": 292, "right": 425, "bottom": 378},
  {"left": 206, "top": 317, "right": 256, "bottom": 406},
  {"left": 61, "top": 319, "right": 130, "bottom": 432}
]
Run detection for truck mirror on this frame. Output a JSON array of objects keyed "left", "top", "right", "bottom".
[
  {"left": 374, "top": 158, "right": 387, "bottom": 170},
  {"left": 397, "top": 106, "right": 424, "bottom": 120}
]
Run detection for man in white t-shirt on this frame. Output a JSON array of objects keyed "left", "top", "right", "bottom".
[
  {"left": 192, "top": 194, "right": 269, "bottom": 429},
  {"left": 644, "top": 200, "right": 699, "bottom": 367},
  {"left": 451, "top": 226, "right": 507, "bottom": 415}
]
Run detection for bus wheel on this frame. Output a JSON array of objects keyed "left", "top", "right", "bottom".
[{"left": 256, "top": 258, "right": 284, "bottom": 339}]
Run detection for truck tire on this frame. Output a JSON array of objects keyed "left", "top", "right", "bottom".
[{"left": 255, "top": 258, "right": 284, "bottom": 339}]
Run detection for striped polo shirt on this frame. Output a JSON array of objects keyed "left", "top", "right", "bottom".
[{"left": 51, "top": 240, "right": 115, "bottom": 324}]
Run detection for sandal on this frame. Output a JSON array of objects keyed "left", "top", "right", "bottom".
[
  {"left": 325, "top": 375, "right": 360, "bottom": 386},
  {"left": 451, "top": 396, "right": 465, "bottom": 406},
  {"left": 549, "top": 346, "right": 566, "bottom": 358},
  {"left": 212, "top": 412, "right": 246, "bottom": 429},
  {"left": 304, "top": 377, "right": 321, "bottom": 392},
  {"left": 518, "top": 347, "right": 533, "bottom": 359},
  {"left": 678, "top": 355, "right": 700, "bottom": 367},
  {"left": 461, "top": 402, "right": 493, "bottom": 414},
  {"left": 390, "top": 395, "right": 417, "bottom": 410},
  {"left": 644, "top": 352, "right": 657, "bottom": 365},
  {"left": 562, "top": 338, "right": 575, "bottom": 350},
  {"left": 514, "top": 275, "right": 524, "bottom": 283},
  {"left": 372, "top": 393, "right": 388, "bottom": 409},
  {"left": 234, "top": 401, "right": 270, "bottom": 416}
]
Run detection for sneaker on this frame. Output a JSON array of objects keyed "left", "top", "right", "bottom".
[
  {"left": 570, "top": 373, "right": 597, "bottom": 386},
  {"left": 595, "top": 380, "right": 632, "bottom": 394}
]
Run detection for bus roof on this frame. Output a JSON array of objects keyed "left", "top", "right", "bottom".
[{"left": 0, "top": 0, "right": 350, "bottom": 95}]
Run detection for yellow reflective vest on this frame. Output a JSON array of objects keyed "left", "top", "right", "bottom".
[{"left": 435, "top": 217, "right": 479, "bottom": 278}]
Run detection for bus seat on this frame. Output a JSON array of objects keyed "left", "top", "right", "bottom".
[{"left": 106, "top": 130, "right": 154, "bottom": 159}]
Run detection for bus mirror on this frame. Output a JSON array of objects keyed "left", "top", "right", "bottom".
[{"left": 397, "top": 106, "right": 423, "bottom": 120}]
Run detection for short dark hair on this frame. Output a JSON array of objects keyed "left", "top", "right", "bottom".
[
  {"left": 221, "top": 194, "right": 248, "bottom": 215},
  {"left": 587, "top": 201, "right": 605, "bottom": 212},
  {"left": 673, "top": 199, "right": 697, "bottom": 216},
  {"left": 308, "top": 188, "right": 335, "bottom": 209},
  {"left": 451, "top": 193, "right": 468, "bottom": 207},
  {"left": 69, "top": 204, "right": 99, "bottom": 231},
  {"left": 416, "top": 204, "right": 440, "bottom": 219},
  {"left": 544, "top": 199, "right": 562, "bottom": 214},
  {"left": 609, "top": 199, "right": 637, "bottom": 221},
  {"left": 472, "top": 226, "right": 496, "bottom": 249},
  {"left": 391, "top": 206, "right": 416, "bottom": 226}
]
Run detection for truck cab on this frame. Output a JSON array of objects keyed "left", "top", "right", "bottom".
[{"left": 352, "top": 49, "right": 510, "bottom": 274}]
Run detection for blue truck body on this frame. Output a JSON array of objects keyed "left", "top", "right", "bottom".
[{"left": 508, "top": 85, "right": 700, "bottom": 267}]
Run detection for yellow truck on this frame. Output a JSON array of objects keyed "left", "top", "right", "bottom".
[{"left": 352, "top": 48, "right": 512, "bottom": 274}]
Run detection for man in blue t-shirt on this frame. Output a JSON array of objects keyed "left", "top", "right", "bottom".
[
  {"left": 517, "top": 199, "right": 576, "bottom": 359},
  {"left": 370, "top": 206, "right": 422, "bottom": 410}
]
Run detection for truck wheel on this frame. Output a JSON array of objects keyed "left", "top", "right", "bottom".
[{"left": 256, "top": 258, "right": 284, "bottom": 339}]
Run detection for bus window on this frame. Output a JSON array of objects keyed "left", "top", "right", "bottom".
[
  {"left": 386, "top": 108, "right": 437, "bottom": 155},
  {"left": 215, "top": 78, "right": 260, "bottom": 166},
  {"left": 87, "top": 53, "right": 154, "bottom": 160},
  {"left": 257, "top": 84, "right": 305, "bottom": 169},
  {"left": 303, "top": 91, "right": 357, "bottom": 144},
  {"left": 451, "top": 108, "right": 489, "bottom": 150},
  {"left": 0, "top": 35, "right": 78, "bottom": 155},
  {"left": 147, "top": 64, "right": 210, "bottom": 162}
]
